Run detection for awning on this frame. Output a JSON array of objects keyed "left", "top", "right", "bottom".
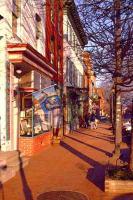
[{"left": 7, "top": 43, "right": 57, "bottom": 78}]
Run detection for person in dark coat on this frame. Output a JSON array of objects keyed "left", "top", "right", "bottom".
[
  {"left": 90, "top": 112, "right": 96, "bottom": 129},
  {"left": 84, "top": 112, "right": 90, "bottom": 128}
]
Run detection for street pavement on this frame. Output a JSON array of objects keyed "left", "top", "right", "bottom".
[{"left": 0, "top": 123, "right": 133, "bottom": 200}]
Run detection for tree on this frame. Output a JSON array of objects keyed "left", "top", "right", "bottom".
[{"left": 77, "top": 0, "right": 133, "bottom": 158}]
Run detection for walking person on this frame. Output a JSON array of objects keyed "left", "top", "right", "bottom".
[
  {"left": 90, "top": 112, "right": 96, "bottom": 129},
  {"left": 95, "top": 117, "right": 99, "bottom": 129},
  {"left": 84, "top": 112, "right": 90, "bottom": 128}
]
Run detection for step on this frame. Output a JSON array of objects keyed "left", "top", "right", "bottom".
[
  {"left": 8, "top": 156, "right": 29, "bottom": 168},
  {"left": 10, "top": 159, "right": 29, "bottom": 172},
  {"left": 6, "top": 153, "right": 27, "bottom": 165},
  {"left": 0, "top": 151, "right": 19, "bottom": 160},
  {"left": 0, "top": 167, "right": 16, "bottom": 183},
  {"left": 0, "top": 157, "right": 29, "bottom": 183}
]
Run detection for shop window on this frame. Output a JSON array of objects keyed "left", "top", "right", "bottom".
[{"left": 19, "top": 93, "right": 51, "bottom": 137}]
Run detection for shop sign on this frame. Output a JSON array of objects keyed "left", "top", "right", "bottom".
[{"left": 32, "top": 85, "right": 61, "bottom": 112}]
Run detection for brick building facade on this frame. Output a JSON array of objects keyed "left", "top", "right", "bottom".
[{"left": 0, "top": 0, "right": 63, "bottom": 155}]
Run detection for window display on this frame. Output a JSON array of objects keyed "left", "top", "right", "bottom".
[{"left": 20, "top": 92, "right": 51, "bottom": 137}]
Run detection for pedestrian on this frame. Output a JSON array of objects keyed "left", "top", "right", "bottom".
[
  {"left": 90, "top": 112, "right": 96, "bottom": 129},
  {"left": 84, "top": 112, "right": 90, "bottom": 128},
  {"left": 78, "top": 115, "right": 84, "bottom": 128},
  {"left": 95, "top": 113, "right": 100, "bottom": 129},
  {"left": 95, "top": 117, "right": 98, "bottom": 129}
]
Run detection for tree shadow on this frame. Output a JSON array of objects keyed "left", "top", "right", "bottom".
[
  {"left": 112, "top": 193, "right": 133, "bottom": 200},
  {"left": 60, "top": 141, "right": 106, "bottom": 191},
  {"left": 18, "top": 151, "right": 33, "bottom": 200},
  {"left": 0, "top": 181, "right": 5, "bottom": 200},
  {"left": 74, "top": 130, "right": 113, "bottom": 143},
  {"left": 65, "top": 135, "right": 112, "bottom": 157}
]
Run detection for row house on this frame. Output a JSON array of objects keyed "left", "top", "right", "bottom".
[
  {"left": 0, "top": 0, "right": 63, "bottom": 156},
  {"left": 83, "top": 52, "right": 109, "bottom": 117},
  {"left": 63, "top": 0, "right": 88, "bottom": 133},
  {"left": 82, "top": 51, "right": 97, "bottom": 114}
]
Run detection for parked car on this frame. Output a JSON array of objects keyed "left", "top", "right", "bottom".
[
  {"left": 100, "top": 115, "right": 108, "bottom": 122},
  {"left": 122, "top": 120, "right": 132, "bottom": 144},
  {"left": 122, "top": 120, "right": 132, "bottom": 136}
]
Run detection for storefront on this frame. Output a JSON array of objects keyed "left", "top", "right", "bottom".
[{"left": 5, "top": 43, "right": 57, "bottom": 156}]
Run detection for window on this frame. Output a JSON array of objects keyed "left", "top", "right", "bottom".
[
  {"left": 66, "top": 57, "right": 69, "bottom": 82},
  {"left": 35, "top": 14, "right": 41, "bottom": 40},
  {"left": 50, "top": 0, "right": 54, "bottom": 23},
  {"left": 67, "top": 22, "right": 72, "bottom": 44},
  {"left": 12, "top": 0, "right": 21, "bottom": 35},
  {"left": 69, "top": 61, "right": 73, "bottom": 84},
  {"left": 66, "top": 58, "right": 72, "bottom": 84},
  {"left": 50, "top": 37, "right": 54, "bottom": 64},
  {"left": 58, "top": 5, "right": 62, "bottom": 34},
  {"left": 58, "top": 54, "right": 61, "bottom": 72},
  {"left": 73, "top": 34, "right": 76, "bottom": 50},
  {"left": 74, "top": 68, "right": 78, "bottom": 86},
  {"left": 19, "top": 93, "right": 51, "bottom": 137},
  {"left": 13, "top": 0, "right": 20, "bottom": 17},
  {"left": 12, "top": 13, "right": 18, "bottom": 34}
]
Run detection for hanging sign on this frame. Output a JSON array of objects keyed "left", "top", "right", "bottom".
[{"left": 32, "top": 85, "right": 61, "bottom": 112}]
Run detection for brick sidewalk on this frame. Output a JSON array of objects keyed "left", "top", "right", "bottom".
[{"left": 0, "top": 123, "right": 132, "bottom": 200}]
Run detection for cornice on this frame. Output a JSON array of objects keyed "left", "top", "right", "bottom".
[{"left": 63, "top": 0, "right": 88, "bottom": 46}]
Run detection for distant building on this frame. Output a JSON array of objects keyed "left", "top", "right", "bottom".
[
  {"left": 82, "top": 51, "right": 97, "bottom": 113},
  {"left": 96, "top": 88, "right": 110, "bottom": 116}
]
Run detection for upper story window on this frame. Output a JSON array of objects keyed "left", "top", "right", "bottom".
[
  {"left": 50, "top": 0, "right": 54, "bottom": 24},
  {"left": 58, "top": 5, "right": 62, "bottom": 34},
  {"left": 13, "top": 0, "right": 21, "bottom": 17},
  {"left": 66, "top": 58, "right": 72, "bottom": 84},
  {"left": 50, "top": 36, "right": 55, "bottom": 65},
  {"left": 67, "top": 21, "right": 72, "bottom": 44},
  {"left": 12, "top": 0, "right": 21, "bottom": 35},
  {"left": 73, "top": 33, "right": 76, "bottom": 50},
  {"left": 35, "top": 14, "right": 41, "bottom": 40},
  {"left": 66, "top": 57, "right": 70, "bottom": 83},
  {"left": 35, "top": 14, "right": 42, "bottom": 51},
  {"left": 12, "top": 13, "right": 18, "bottom": 35}
]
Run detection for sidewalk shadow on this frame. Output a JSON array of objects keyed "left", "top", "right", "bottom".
[
  {"left": 112, "top": 193, "right": 133, "bottom": 200},
  {"left": 18, "top": 151, "right": 33, "bottom": 200},
  {"left": 60, "top": 141, "right": 105, "bottom": 191},
  {"left": 0, "top": 181, "right": 5, "bottom": 200},
  {"left": 75, "top": 130, "right": 113, "bottom": 143},
  {"left": 65, "top": 135, "right": 112, "bottom": 157}
]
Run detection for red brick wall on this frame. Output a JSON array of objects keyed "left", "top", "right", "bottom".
[
  {"left": 19, "top": 132, "right": 52, "bottom": 156},
  {"left": 45, "top": 0, "right": 63, "bottom": 84}
]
